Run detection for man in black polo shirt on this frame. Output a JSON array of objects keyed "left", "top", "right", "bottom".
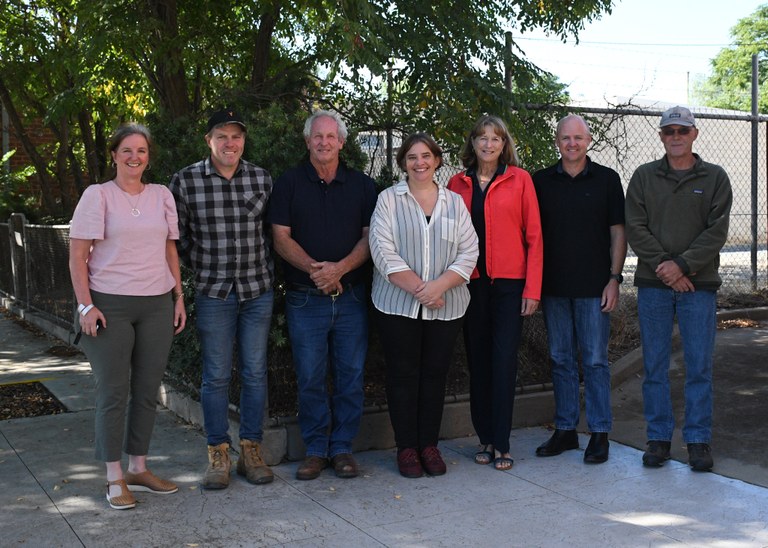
[
  {"left": 268, "top": 110, "right": 377, "bottom": 480},
  {"left": 532, "top": 114, "right": 627, "bottom": 464}
]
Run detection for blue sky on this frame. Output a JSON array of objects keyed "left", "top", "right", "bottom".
[{"left": 514, "top": 0, "right": 763, "bottom": 106}]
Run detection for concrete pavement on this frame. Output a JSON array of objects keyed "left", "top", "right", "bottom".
[{"left": 2, "top": 310, "right": 768, "bottom": 547}]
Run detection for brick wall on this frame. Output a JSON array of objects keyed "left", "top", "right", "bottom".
[
  {"left": 7, "top": 118, "right": 58, "bottom": 173},
  {"left": 2, "top": 109, "right": 87, "bottom": 210}
]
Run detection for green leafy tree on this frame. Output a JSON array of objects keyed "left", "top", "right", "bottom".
[
  {"left": 694, "top": 4, "right": 768, "bottom": 113},
  {"left": 0, "top": 0, "right": 615, "bottom": 219}
]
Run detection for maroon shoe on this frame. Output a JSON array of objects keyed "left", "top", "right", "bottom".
[
  {"left": 420, "top": 446, "right": 447, "bottom": 476},
  {"left": 397, "top": 448, "right": 423, "bottom": 478}
]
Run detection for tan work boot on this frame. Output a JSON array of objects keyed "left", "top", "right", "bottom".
[
  {"left": 237, "top": 439, "right": 274, "bottom": 484},
  {"left": 203, "top": 442, "right": 231, "bottom": 489}
]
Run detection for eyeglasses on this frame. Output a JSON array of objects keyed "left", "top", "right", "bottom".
[{"left": 661, "top": 127, "right": 693, "bottom": 136}]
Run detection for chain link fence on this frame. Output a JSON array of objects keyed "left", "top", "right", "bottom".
[
  {"left": 359, "top": 105, "right": 768, "bottom": 294},
  {"left": 1, "top": 214, "right": 73, "bottom": 328},
  {"left": 1, "top": 106, "right": 766, "bottom": 417}
]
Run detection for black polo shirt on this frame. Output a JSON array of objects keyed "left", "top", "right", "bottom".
[
  {"left": 268, "top": 161, "right": 377, "bottom": 286},
  {"left": 533, "top": 157, "right": 625, "bottom": 298}
]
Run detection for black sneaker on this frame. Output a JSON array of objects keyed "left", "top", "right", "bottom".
[
  {"left": 687, "top": 443, "right": 713, "bottom": 472},
  {"left": 642, "top": 440, "right": 671, "bottom": 467}
]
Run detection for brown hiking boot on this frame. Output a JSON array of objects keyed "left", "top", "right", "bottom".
[
  {"left": 237, "top": 439, "right": 274, "bottom": 484},
  {"left": 203, "top": 442, "right": 231, "bottom": 489}
]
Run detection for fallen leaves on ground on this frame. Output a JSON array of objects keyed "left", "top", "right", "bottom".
[
  {"left": 718, "top": 318, "right": 761, "bottom": 330},
  {"left": 0, "top": 382, "right": 68, "bottom": 420}
]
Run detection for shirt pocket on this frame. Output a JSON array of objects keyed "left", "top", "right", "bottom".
[
  {"left": 441, "top": 217, "right": 456, "bottom": 243},
  {"left": 242, "top": 192, "right": 267, "bottom": 218}
]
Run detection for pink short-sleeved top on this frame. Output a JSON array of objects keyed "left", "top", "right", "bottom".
[{"left": 69, "top": 181, "right": 179, "bottom": 296}]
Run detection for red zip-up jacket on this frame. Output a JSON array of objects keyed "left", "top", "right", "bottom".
[{"left": 447, "top": 165, "right": 543, "bottom": 301}]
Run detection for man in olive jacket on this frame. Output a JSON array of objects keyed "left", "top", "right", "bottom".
[{"left": 625, "top": 106, "right": 732, "bottom": 473}]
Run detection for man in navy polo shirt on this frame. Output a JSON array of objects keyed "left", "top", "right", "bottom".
[
  {"left": 533, "top": 114, "right": 627, "bottom": 464},
  {"left": 268, "top": 110, "right": 377, "bottom": 480}
]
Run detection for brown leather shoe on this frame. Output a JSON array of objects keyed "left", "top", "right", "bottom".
[
  {"left": 106, "top": 479, "right": 136, "bottom": 510},
  {"left": 124, "top": 470, "right": 178, "bottom": 494},
  {"left": 296, "top": 455, "right": 328, "bottom": 480},
  {"left": 331, "top": 453, "right": 359, "bottom": 478}
]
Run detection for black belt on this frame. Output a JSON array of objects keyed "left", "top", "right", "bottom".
[{"left": 287, "top": 283, "right": 355, "bottom": 297}]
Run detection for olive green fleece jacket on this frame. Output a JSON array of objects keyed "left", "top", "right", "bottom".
[{"left": 625, "top": 154, "right": 732, "bottom": 291}]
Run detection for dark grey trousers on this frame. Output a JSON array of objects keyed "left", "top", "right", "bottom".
[{"left": 80, "top": 291, "right": 174, "bottom": 462}]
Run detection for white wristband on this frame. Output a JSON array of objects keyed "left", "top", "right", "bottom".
[
  {"left": 77, "top": 303, "right": 86, "bottom": 314},
  {"left": 80, "top": 304, "right": 95, "bottom": 317}
]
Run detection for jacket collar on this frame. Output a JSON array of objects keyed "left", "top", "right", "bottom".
[{"left": 657, "top": 153, "right": 703, "bottom": 175}]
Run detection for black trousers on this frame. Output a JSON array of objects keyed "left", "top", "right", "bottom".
[
  {"left": 376, "top": 310, "right": 464, "bottom": 450},
  {"left": 464, "top": 277, "right": 525, "bottom": 454}
]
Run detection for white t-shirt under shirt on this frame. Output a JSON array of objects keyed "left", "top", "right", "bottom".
[{"left": 70, "top": 181, "right": 179, "bottom": 296}]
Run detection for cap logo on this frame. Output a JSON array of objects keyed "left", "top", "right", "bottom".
[{"left": 670, "top": 113, "right": 681, "bottom": 119}]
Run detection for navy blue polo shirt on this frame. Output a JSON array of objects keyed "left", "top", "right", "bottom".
[
  {"left": 268, "top": 161, "right": 377, "bottom": 287},
  {"left": 533, "top": 157, "right": 625, "bottom": 298}
]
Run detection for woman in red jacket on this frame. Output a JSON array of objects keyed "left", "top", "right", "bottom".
[{"left": 447, "top": 115, "right": 543, "bottom": 470}]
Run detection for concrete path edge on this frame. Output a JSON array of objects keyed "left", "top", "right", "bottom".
[{"left": 6, "top": 296, "right": 766, "bottom": 466}]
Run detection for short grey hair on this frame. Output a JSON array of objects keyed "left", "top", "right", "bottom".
[
  {"left": 303, "top": 110, "right": 348, "bottom": 141},
  {"left": 555, "top": 114, "right": 591, "bottom": 138}
]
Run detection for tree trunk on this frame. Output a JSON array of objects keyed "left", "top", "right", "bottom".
[
  {"left": 251, "top": 5, "right": 281, "bottom": 92},
  {"left": 146, "top": 0, "right": 191, "bottom": 118},
  {"left": 77, "top": 108, "right": 100, "bottom": 191},
  {"left": 94, "top": 118, "right": 108, "bottom": 181},
  {"left": 0, "top": 76, "right": 60, "bottom": 215},
  {"left": 53, "top": 120, "right": 72, "bottom": 212}
]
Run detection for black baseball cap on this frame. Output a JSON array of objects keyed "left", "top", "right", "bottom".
[{"left": 206, "top": 108, "right": 247, "bottom": 133}]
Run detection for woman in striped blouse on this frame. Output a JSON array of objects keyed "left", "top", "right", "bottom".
[{"left": 369, "top": 133, "right": 478, "bottom": 478}]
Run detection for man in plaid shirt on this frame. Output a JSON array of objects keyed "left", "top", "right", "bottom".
[{"left": 169, "top": 109, "right": 274, "bottom": 490}]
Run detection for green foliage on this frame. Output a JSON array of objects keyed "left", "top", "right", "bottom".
[
  {"left": 145, "top": 113, "right": 207, "bottom": 186},
  {"left": 146, "top": 102, "right": 366, "bottom": 185},
  {"left": 0, "top": 151, "right": 39, "bottom": 223},
  {"left": 165, "top": 267, "right": 203, "bottom": 398},
  {"left": 3, "top": 0, "right": 617, "bottom": 408},
  {"left": 1, "top": 0, "right": 615, "bottom": 218},
  {"left": 693, "top": 4, "right": 768, "bottom": 113},
  {"left": 318, "top": 2, "right": 584, "bottom": 171}
]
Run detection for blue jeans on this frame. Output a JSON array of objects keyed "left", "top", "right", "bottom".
[
  {"left": 542, "top": 297, "right": 612, "bottom": 433},
  {"left": 196, "top": 290, "right": 274, "bottom": 446},
  {"left": 285, "top": 283, "right": 368, "bottom": 458},
  {"left": 638, "top": 287, "right": 717, "bottom": 444}
]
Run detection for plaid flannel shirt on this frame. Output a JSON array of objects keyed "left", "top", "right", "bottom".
[{"left": 169, "top": 157, "right": 273, "bottom": 301}]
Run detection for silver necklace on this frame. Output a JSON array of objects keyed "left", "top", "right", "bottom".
[{"left": 116, "top": 183, "right": 143, "bottom": 216}]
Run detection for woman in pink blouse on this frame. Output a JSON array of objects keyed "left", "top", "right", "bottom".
[{"left": 69, "top": 124, "right": 186, "bottom": 510}]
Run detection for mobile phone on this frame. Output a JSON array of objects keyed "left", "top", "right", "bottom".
[{"left": 73, "top": 319, "right": 103, "bottom": 345}]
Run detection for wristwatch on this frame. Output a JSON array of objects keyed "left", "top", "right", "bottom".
[{"left": 609, "top": 273, "right": 624, "bottom": 283}]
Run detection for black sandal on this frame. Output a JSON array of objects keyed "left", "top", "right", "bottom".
[
  {"left": 474, "top": 445, "right": 494, "bottom": 465},
  {"left": 493, "top": 455, "right": 514, "bottom": 471}
]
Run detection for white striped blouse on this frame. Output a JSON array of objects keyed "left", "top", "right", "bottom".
[{"left": 369, "top": 180, "right": 479, "bottom": 320}]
